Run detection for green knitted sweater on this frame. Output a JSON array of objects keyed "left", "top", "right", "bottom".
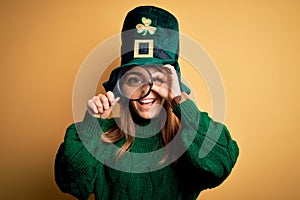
[{"left": 55, "top": 100, "right": 239, "bottom": 200}]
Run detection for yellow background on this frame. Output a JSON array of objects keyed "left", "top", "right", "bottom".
[{"left": 1, "top": 0, "right": 299, "bottom": 199}]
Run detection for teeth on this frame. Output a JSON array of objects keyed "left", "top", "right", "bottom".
[{"left": 140, "top": 99, "right": 155, "bottom": 104}]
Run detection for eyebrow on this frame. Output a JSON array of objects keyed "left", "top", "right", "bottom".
[{"left": 123, "top": 71, "right": 144, "bottom": 77}]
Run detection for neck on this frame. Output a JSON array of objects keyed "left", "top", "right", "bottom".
[{"left": 129, "top": 103, "right": 164, "bottom": 137}]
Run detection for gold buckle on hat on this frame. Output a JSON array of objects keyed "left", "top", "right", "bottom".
[{"left": 134, "top": 39, "right": 154, "bottom": 58}]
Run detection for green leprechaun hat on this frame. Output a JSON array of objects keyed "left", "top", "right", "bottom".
[{"left": 103, "top": 5, "right": 190, "bottom": 94}]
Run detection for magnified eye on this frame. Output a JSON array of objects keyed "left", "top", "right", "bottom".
[
  {"left": 123, "top": 71, "right": 148, "bottom": 87},
  {"left": 117, "top": 66, "right": 153, "bottom": 101},
  {"left": 127, "top": 77, "right": 143, "bottom": 86}
]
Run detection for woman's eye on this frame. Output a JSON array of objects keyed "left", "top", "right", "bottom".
[
  {"left": 153, "top": 77, "right": 164, "bottom": 83},
  {"left": 127, "top": 77, "right": 142, "bottom": 85}
]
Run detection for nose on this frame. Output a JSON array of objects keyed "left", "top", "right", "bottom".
[{"left": 138, "top": 82, "right": 152, "bottom": 98}]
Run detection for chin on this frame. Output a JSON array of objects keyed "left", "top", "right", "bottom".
[
  {"left": 135, "top": 108, "right": 162, "bottom": 119},
  {"left": 139, "top": 112, "right": 158, "bottom": 119},
  {"left": 139, "top": 114, "right": 152, "bottom": 119}
]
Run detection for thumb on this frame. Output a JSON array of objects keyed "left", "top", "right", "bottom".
[{"left": 111, "top": 97, "right": 120, "bottom": 106}]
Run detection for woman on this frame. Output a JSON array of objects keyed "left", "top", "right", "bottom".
[{"left": 55, "top": 6, "right": 239, "bottom": 200}]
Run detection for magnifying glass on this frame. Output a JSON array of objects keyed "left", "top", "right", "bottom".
[{"left": 115, "top": 66, "right": 153, "bottom": 101}]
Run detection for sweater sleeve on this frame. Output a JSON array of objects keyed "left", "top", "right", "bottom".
[
  {"left": 173, "top": 100, "right": 239, "bottom": 190},
  {"left": 54, "top": 112, "right": 114, "bottom": 200}
]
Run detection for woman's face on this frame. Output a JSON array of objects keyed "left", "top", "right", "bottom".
[{"left": 126, "top": 66, "right": 166, "bottom": 119}]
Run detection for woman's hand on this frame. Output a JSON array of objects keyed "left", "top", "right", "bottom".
[
  {"left": 151, "top": 64, "right": 182, "bottom": 102},
  {"left": 87, "top": 91, "right": 120, "bottom": 119}
]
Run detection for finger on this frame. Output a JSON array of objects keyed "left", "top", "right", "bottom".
[
  {"left": 162, "top": 64, "right": 175, "bottom": 74},
  {"left": 150, "top": 83, "right": 160, "bottom": 94},
  {"left": 106, "top": 91, "right": 115, "bottom": 106},
  {"left": 98, "top": 97, "right": 120, "bottom": 119},
  {"left": 99, "top": 94, "right": 110, "bottom": 110},
  {"left": 106, "top": 91, "right": 121, "bottom": 106},
  {"left": 88, "top": 98, "right": 99, "bottom": 114},
  {"left": 92, "top": 96, "right": 102, "bottom": 107},
  {"left": 151, "top": 71, "right": 166, "bottom": 81},
  {"left": 162, "top": 64, "right": 181, "bottom": 92},
  {"left": 112, "top": 97, "right": 120, "bottom": 106},
  {"left": 93, "top": 96, "right": 103, "bottom": 113},
  {"left": 151, "top": 84, "right": 168, "bottom": 99}
]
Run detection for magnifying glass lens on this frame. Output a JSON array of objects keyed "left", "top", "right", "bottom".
[{"left": 116, "top": 66, "right": 152, "bottom": 101}]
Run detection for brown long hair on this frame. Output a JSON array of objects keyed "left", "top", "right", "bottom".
[{"left": 101, "top": 99, "right": 180, "bottom": 163}]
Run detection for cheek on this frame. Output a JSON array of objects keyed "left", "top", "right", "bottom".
[
  {"left": 130, "top": 101, "right": 139, "bottom": 113},
  {"left": 150, "top": 99, "right": 165, "bottom": 115},
  {"left": 158, "top": 98, "right": 165, "bottom": 105},
  {"left": 156, "top": 99, "right": 165, "bottom": 109}
]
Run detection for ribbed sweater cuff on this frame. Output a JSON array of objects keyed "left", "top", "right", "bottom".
[
  {"left": 83, "top": 111, "right": 101, "bottom": 131},
  {"left": 75, "top": 111, "right": 103, "bottom": 143},
  {"left": 172, "top": 100, "right": 201, "bottom": 129}
]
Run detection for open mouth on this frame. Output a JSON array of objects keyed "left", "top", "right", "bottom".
[{"left": 138, "top": 98, "right": 156, "bottom": 105}]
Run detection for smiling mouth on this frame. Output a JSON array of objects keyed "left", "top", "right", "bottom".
[{"left": 138, "top": 98, "right": 156, "bottom": 105}]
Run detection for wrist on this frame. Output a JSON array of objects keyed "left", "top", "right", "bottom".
[{"left": 170, "top": 92, "right": 189, "bottom": 108}]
